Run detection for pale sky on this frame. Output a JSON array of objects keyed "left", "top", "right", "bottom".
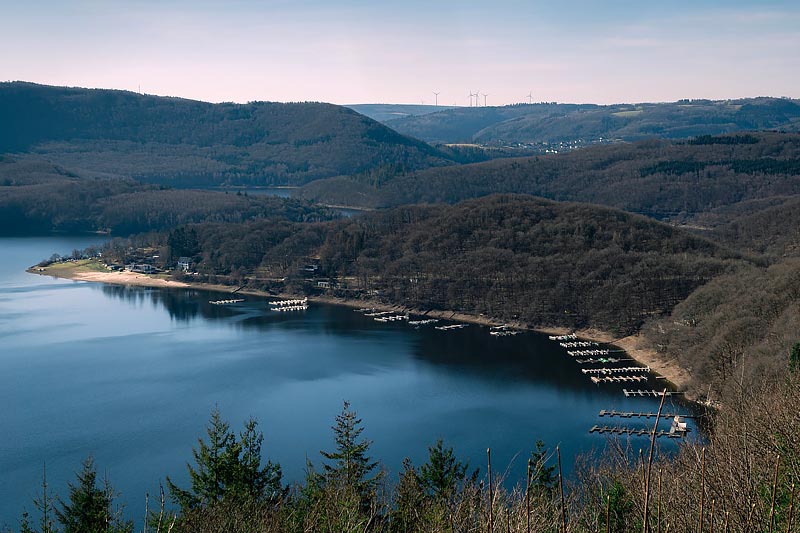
[{"left": 2, "top": 0, "right": 799, "bottom": 105}]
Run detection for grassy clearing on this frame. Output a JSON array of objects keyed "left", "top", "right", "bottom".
[
  {"left": 611, "top": 109, "right": 644, "bottom": 117},
  {"left": 39, "top": 259, "right": 108, "bottom": 274}
]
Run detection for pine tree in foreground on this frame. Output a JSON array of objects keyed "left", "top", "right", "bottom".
[
  {"left": 167, "top": 407, "right": 284, "bottom": 513},
  {"left": 320, "top": 400, "right": 381, "bottom": 501},
  {"left": 53, "top": 456, "right": 132, "bottom": 533}
]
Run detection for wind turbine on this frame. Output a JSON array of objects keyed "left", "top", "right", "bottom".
[
  {"left": 482, "top": 93, "right": 488, "bottom": 107},
  {"left": 433, "top": 91, "right": 440, "bottom": 107},
  {"left": 526, "top": 91, "right": 533, "bottom": 105}
]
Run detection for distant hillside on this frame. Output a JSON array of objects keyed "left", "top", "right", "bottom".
[
  {"left": 0, "top": 82, "right": 456, "bottom": 187},
  {"left": 384, "top": 99, "right": 800, "bottom": 145},
  {"left": 346, "top": 103, "right": 458, "bottom": 122},
  {"left": 0, "top": 155, "right": 333, "bottom": 235},
  {"left": 298, "top": 132, "right": 800, "bottom": 223}
]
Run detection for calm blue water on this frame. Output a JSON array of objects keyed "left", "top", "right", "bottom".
[{"left": 0, "top": 236, "right": 698, "bottom": 527}]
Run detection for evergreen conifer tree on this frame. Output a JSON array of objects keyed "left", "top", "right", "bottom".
[
  {"left": 320, "top": 401, "right": 380, "bottom": 501},
  {"left": 417, "top": 439, "right": 468, "bottom": 501},
  {"left": 167, "top": 407, "right": 237, "bottom": 510},
  {"left": 231, "top": 417, "right": 284, "bottom": 503},
  {"left": 54, "top": 457, "right": 132, "bottom": 533},
  {"left": 390, "top": 458, "right": 426, "bottom": 532},
  {"left": 167, "top": 408, "right": 284, "bottom": 511},
  {"left": 528, "top": 439, "right": 556, "bottom": 492},
  {"left": 19, "top": 465, "right": 56, "bottom": 533}
]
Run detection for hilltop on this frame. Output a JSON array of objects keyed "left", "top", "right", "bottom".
[
  {"left": 383, "top": 98, "right": 800, "bottom": 145},
  {"left": 0, "top": 82, "right": 456, "bottom": 187}
]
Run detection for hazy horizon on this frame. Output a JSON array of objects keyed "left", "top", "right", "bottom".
[{"left": 2, "top": 1, "right": 799, "bottom": 106}]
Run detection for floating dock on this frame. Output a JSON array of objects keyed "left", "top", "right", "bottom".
[
  {"left": 271, "top": 305, "right": 307, "bottom": 312},
  {"left": 567, "top": 349, "right": 617, "bottom": 356},
  {"left": 560, "top": 341, "right": 599, "bottom": 348},
  {"left": 589, "top": 425, "right": 689, "bottom": 438},
  {"left": 581, "top": 366, "right": 650, "bottom": 375},
  {"left": 623, "top": 389, "right": 684, "bottom": 397},
  {"left": 591, "top": 375, "right": 648, "bottom": 384},
  {"left": 270, "top": 297, "right": 308, "bottom": 307},
  {"left": 598, "top": 410, "right": 697, "bottom": 419},
  {"left": 575, "top": 357, "right": 632, "bottom": 364},
  {"left": 209, "top": 299, "right": 245, "bottom": 305}
]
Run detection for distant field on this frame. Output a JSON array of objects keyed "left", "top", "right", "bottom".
[{"left": 612, "top": 109, "right": 644, "bottom": 117}]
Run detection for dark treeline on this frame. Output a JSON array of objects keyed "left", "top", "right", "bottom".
[
  {"left": 706, "top": 196, "right": 800, "bottom": 257},
  {"left": 0, "top": 156, "right": 334, "bottom": 235},
  {"left": 384, "top": 98, "right": 800, "bottom": 144},
  {"left": 9, "top": 378, "right": 799, "bottom": 533},
  {"left": 0, "top": 82, "right": 455, "bottom": 186},
  {"left": 298, "top": 132, "right": 800, "bottom": 224},
  {"left": 645, "top": 259, "right": 800, "bottom": 397},
  {"left": 102, "top": 195, "right": 744, "bottom": 337}
]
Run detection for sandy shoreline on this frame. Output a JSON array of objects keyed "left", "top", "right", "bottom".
[{"left": 30, "top": 263, "right": 692, "bottom": 396}]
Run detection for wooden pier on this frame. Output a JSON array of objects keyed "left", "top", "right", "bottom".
[{"left": 598, "top": 410, "right": 697, "bottom": 419}]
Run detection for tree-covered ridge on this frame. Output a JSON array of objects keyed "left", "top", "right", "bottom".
[
  {"left": 0, "top": 82, "right": 456, "bottom": 186},
  {"left": 644, "top": 259, "right": 800, "bottom": 395},
  {"left": 383, "top": 98, "right": 800, "bottom": 144},
  {"left": 0, "top": 156, "right": 334, "bottom": 235},
  {"left": 298, "top": 132, "right": 800, "bottom": 223},
  {"left": 104, "top": 194, "right": 744, "bottom": 336}
]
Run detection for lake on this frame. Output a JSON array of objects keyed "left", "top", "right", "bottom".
[{"left": 0, "top": 236, "right": 700, "bottom": 526}]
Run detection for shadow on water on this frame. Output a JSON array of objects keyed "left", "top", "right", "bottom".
[{"left": 97, "top": 284, "right": 702, "bottom": 414}]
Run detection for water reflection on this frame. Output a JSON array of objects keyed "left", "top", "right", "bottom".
[{"left": 96, "top": 283, "right": 688, "bottom": 404}]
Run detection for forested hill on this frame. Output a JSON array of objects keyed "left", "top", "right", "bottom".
[
  {"left": 0, "top": 155, "right": 334, "bottom": 235},
  {"left": 384, "top": 98, "right": 800, "bottom": 144},
  {"left": 298, "top": 132, "right": 800, "bottom": 223},
  {"left": 0, "top": 82, "right": 456, "bottom": 187},
  {"left": 106, "top": 194, "right": 743, "bottom": 335}
]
